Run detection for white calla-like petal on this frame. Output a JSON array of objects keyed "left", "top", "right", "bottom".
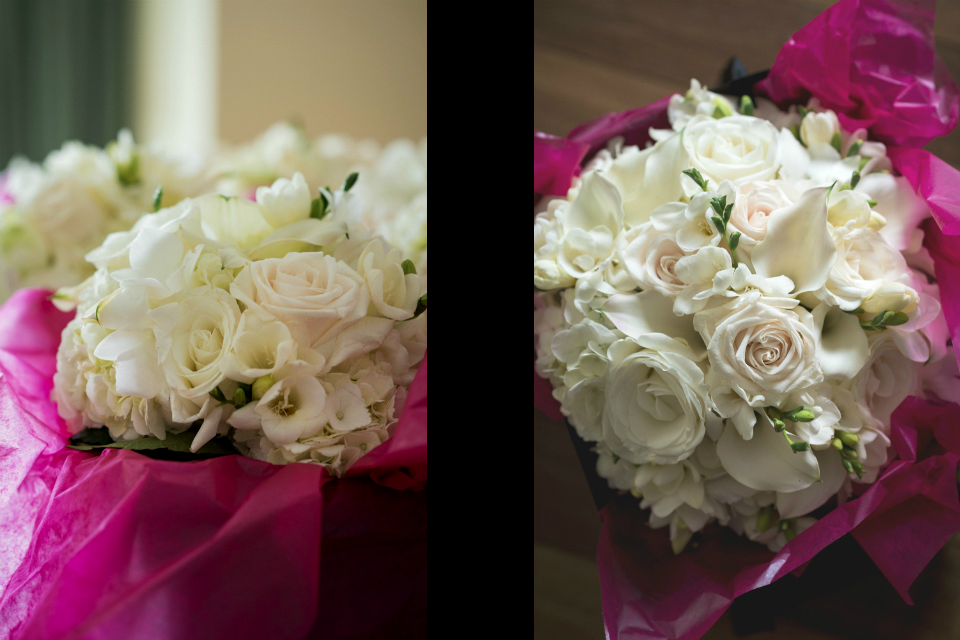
[
  {"left": 857, "top": 172, "right": 929, "bottom": 251},
  {"left": 812, "top": 304, "right": 869, "bottom": 380},
  {"left": 716, "top": 417, "right": 820, "bottom": 492},
  {"left": 775, "top": 448, "right": 846, "bottom": 519},
  {"left": 602, "top": 290, "right": 706, "bottom": 358},
  {"left": 751, "top": 186, "right": 836, "bottom": 294}
]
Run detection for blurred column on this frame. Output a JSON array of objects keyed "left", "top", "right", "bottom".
[{"left": 131, "top": 0, "right": 219, "bottom": 155}]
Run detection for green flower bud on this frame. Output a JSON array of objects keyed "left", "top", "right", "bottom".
[
  {"left": 791, "top": 409, "right": 816, "bottom": 422},
  {"left": 233, "top": 387, "right": 246, "bottom": 406},
  {"left": 252, "top": 374, "right": 276, "bottom": 400},
  {"left": 841, "top": 457, "right": 854, "bottom": 474},
  {"left": 757, "top": 506, "right": 775, "bottom": 533},
  {"left": 838, "top": 431, "right": 860, "bottom": 447},
  {"left": 842, "top": 447, "right": 858, "bottom": 460},
  {"left": 832, "top": 438, "right": 844, "bottom": 451}
]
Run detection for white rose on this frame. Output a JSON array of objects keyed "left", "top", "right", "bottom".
[
  {"left": 680, "top": 115, "right": 780, "bottom": 192},
  {"left": 695, "top": 292, "right": 822, "bottom": 410},
  {"left": 356, "top": 239, "right": 423, "bottom": 321},
  {"left": 620, "top": 225, "right": 687, "bottom": 296},
  {"left": 228, "top": 374, "right": 327, "bottom": 445},
  {"left": 255, "top": 172, "right": 311, "bottom": 228},
  {"left": 815, "top": 227, "right": 916, "bottom": 312},
  {"left": 601, "top": 334, "right": 708, "bottom": 465},
  {"left": 153, "top": 285, "right": 241, "bottom": 422},
  {"left": 28, "top": 176, "right": 112, "bottom": 247},
  {"left": 231, "top": 252, "right": 370, "bottom": 349},
  {"left": 727, "top": 180, "right": 797, "bottom": 253}
]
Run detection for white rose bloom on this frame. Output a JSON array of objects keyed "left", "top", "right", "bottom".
[
  {"left": 620, "top": 225, "right": 687, "bottom": 296},
  {"left": 229, "top": 374, "right": 327, "bottom": 445},
  {"left": 815, "top": 227, "right": 918, "bottom": 312},
  {"left": 152, "top": 285, "right": 241, "bottom": 422},
  {"left": 680, "top": 115, "right": 780, "bottom": 193},
  {"left": 727, "top": 180, "right": 798, "bottom": 255},
  {"left": 695, "top": 291, "right": 822, "bottom": 412},
  {"left": 231, "top": 252, "right": 371, "bottom": 349},
  {"left": 356, "top": 239, "right": 423, "bottom": 321},
  {"left": 255, "top": 172, "right": 312, "bottom": 228},
  {"left": 601, "top": 334, "right": 708, "bottom": 465}
]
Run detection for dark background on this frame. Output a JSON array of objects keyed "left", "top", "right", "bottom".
[{"left": 534, "top": 1, "right": 960, "bottom": 638}]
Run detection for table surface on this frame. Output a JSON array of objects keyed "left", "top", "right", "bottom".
[{"left": 533, "top": 1, "right": 960, "bottom": 638}]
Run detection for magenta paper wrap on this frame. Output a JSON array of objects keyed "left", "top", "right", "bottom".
[
  {"left": 757, "top": 0, "right": 959, "bottom": 148},
  {"left": 0, "top": 290, "right": 427, "bottom": 640},
  {"left": 532, "top": 0, "right": 960, "bottom": 638}
]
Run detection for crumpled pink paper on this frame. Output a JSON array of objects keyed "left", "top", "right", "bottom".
[
  {"left": 0, "top": 289, "right": 427, "bottom": 640},
  {"left": 597, "top": 397, "right": 960, "bottom": 639},
  {"left": 757, "top": 0, "right": 959, "bottom": 148}
]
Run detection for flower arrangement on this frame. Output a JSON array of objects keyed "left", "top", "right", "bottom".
[
  {"left": 534, "top": 82, "right": 951, "bottom": 552},
  {"left": 0, "top": 130, "right": 208, "bottom": 300},
  {"left": 53, "top": 170, "right": 427, "bottom": 476},
  {"left": 535, "top": 0, "right": 960, "bottom": 637}
]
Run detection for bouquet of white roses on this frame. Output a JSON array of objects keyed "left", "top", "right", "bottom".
[
  {"left": 0, "top": 130, "right": 209, "bottom": 300},
  {"left": 53, "top": 169, "right": 427, "bottom": 477},
  {"left": 534, "top": 80, "right": 955, "bottom": 552}
]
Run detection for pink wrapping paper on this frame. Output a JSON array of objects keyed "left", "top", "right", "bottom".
[
  {"left": 757, "top": 0, "right": 959, "bottom": 148},
  {"left": 0, "top": 290, "right": 427, "bottom": 640},
  {"left": 533, "top": 0, "right": 960, "bottom": 637}
]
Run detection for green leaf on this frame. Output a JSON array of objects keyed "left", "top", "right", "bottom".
[
  {"left": 343, "top": 172, "right": 359, "bottom": 192},
  {"left": 710, "top": 196, "right": 726, "bottom": 216},
  {"left": 310, "top": 193, "right": 330, "bottom": 220},
  {"left": 884, "top": 311, "right": 909, "bottom": 326},
  {"left": 233, "top": 387, "right": 246, "bottom": 406},
  {"left": 723, "top": 203, "right": 733, "bottom": 223},
  {"left": 843, "top": 307, "right": 865, "bottom": 314},
  {"left": 846, "top": 140, "right": 863, "bottom": 158},
  {"left": 711, "top": 216, "right": 725, "bottom": 234},
  {"left": 611, "top": 453, "right": 620, "bottom": 464},
  {"left": 414, "top": 292, "right": 427, "bottom": 317},
  {"left": 682, "top": 168, "right": 709, "bottom": 192},
  {"left": 153, "top": 186, "right": 163, "bottom": 212},
  {"left": 830, "top": 132, "right": 842, "bottom": 154},
  {"left": 401, "top": 259, "right": 417, "bottom": 275},
  {"left": 740, "top": 95, "right": 754, "bottom": 117},
  {"left": 850, "top": 170, "right": 861, "bottom": 190},
  {"left": 210, "top": 386, "right": 228, "bottom": 403},
  {"left": 872, "top": 311, "right": 892, "bottom": 327},
  {"left": 70, "top": 427, "right": 115, "bottom": 447},
  {"left": 858, "top": 156, "right": 870, "bottom": 171}
]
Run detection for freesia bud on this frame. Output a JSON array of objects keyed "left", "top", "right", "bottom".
[
  {"left": 252, "top": 374, "right": 275, "bottom": 400},
  {"left": 862, "top": 282, "right": 919, "bottom": 315}
]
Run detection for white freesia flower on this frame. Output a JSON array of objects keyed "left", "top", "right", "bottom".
[
  {"left": 680, "top": 115, "right": 780, "bottom": 194},
  {"left": 228, "top": 374, "right": 327, "bottom": 445},
  {"left": 255, "top": 172, "right": 312, "bottom": 228},
  {"left": 220, "top": 311, "right": 322, "bottom": 383},
  {"left": 667, "top": 79, "right": 735, "bottom": 131},
  {"left": 601, "top": 334, "right": 709, "bottom": 465},
  {"left": 799, "top": 109, "right": 841, "bottom": 158},
  {"left": 356, "top": 239, "right": 423, "bottom": 320},
  {"left": 534, "top": 203, "right": 574, "bottom": 290},
  {"left": 855, "top": 172, "right": 929, "bottom": 250}
]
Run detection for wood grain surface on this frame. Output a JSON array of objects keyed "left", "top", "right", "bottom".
[{"left": 533, "top": 1, "right": 960, "bottom": 638}]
